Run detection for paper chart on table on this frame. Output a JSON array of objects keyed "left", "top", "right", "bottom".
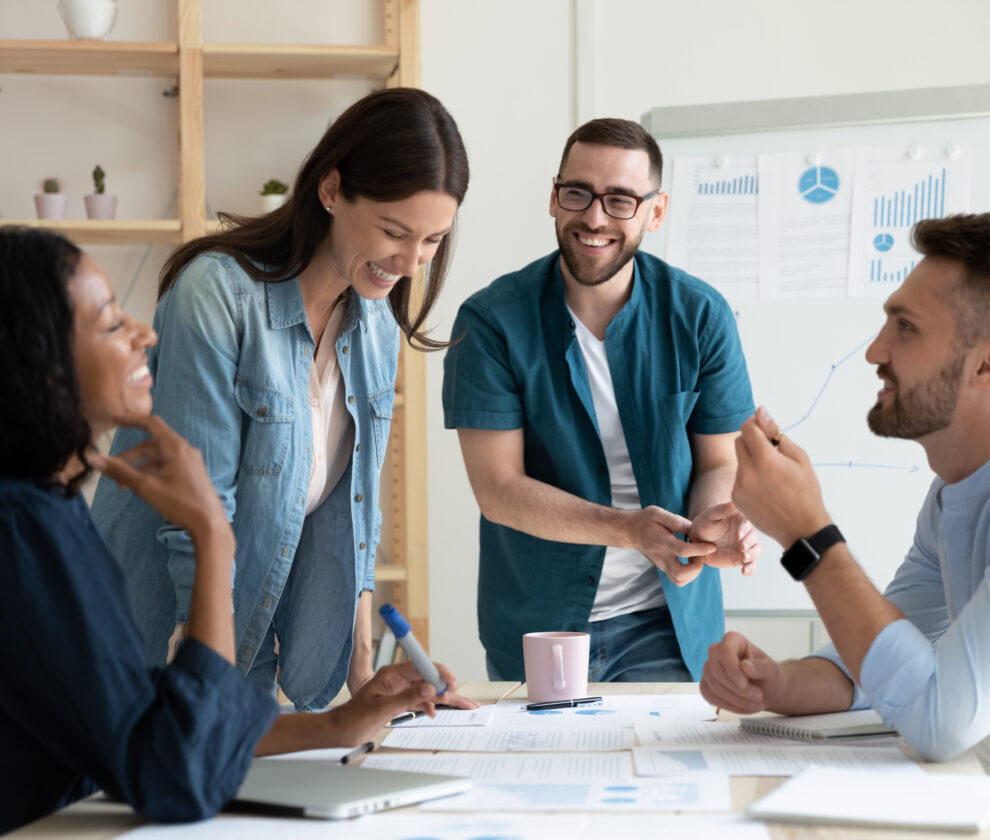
[
  {"left": 633, "top": 744, "right": 923, "bottom": 777},
  {"left": 382, "top": 725, "right": 634, "bottom": 752},
  {"left": 419, "top": 774, "right": 731, "bottom": 813},
  {"left": 493, "top": 694, "right": 716, "bottom": 728},
  {"left": 387, "top": 704, "right": 496, "bottom": 727},
  {"left": 583, "top": 813, "right": 771, "bottom": 840},
  {"left": 848, "top": 144, "right": 971, "bottom": 297},
  {"left": 116, "top": 812, "right": 590, "bottom": 840},
  {"left": 363, "top": 750, "right": 634, "bottom": 781},
  {"left": 757, "top": 148, "right": 855, "bottom": 300},
  {"left": 665, "top": 154, "right": 760, "bottom": 305}
]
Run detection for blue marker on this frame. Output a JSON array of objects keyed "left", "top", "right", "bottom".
[{"left": 379, "top": 604, "right": 447, "bottom": 695}]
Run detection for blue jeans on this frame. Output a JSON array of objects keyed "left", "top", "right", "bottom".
[{"left": 487, "top": 605, "right": 692, "bottom": 683}]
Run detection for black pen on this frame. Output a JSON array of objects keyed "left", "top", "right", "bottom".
[
  {"left": 524, "top": 695, "right": 603, "bottom": 711},
  {"left": 340, "top": 741, "right": 374, "bottom": 764},
  {"left": 388, "top": 710, "right": 423, "bottom": 726}
]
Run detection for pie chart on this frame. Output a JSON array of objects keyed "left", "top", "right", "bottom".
[
  {"left": 799, "top": 166, "right": 840, "bottom": 204},
  {"left": 874, "top": 233, "right": 895, "bottom": 252}
]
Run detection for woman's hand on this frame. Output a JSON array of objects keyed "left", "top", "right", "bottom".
[
  {"left": 91, "top": 413, "right": 230, "bottom": 547},
  {"left": 322, "top": 661, "right": 462, "bottom": 747}
]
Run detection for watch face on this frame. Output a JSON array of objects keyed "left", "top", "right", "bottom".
[{"left": 781, "top": 538, "right": 820, "bottom": 582}]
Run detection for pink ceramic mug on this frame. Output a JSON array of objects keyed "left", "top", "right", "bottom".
[{"left": 522, "top": 631, "right": 590, "bottom": 703}]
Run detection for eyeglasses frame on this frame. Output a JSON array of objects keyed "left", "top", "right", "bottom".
[{"left": 553, "top": 179, "right": 661, "bottom": 220}]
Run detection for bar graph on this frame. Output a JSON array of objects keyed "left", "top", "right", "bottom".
[
  {"left": 697, "top": 174, "right": 758, "bottom": 195},
  {"left": 869, "top": 257, "right": 916, "bottom": 285},
  {"left": 871, "top": 167, "right": 947, "bottom": 228}
]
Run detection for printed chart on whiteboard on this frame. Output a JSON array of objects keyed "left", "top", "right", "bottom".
[{"left": 848, "top": 145, "right": 972, "bottom": 296}]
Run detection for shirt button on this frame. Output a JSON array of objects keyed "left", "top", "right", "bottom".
[
  {"left": 310, "top": 397, "right": 318, "bottom": 407},
  {"left": 586, "top": 576, "right": 596, "bottom": 586},
  {"left": 569, "top": 320, "right": 575, "bottom": 330},
  {"left": 347, "top": 395, "right": 354, "bottom": 404},
  {"left": 342, "top": 346, "right": 349, "bottom": 354},
  {"left": 598, "top": 465, "right": 607, "bottom": 475},
  {"left": 359, "top": 541, "right": 366, "bottom": 550},
  {"left": 355, "top": 493, "right": 363, "bottom": 502},
  {"left": 355, "top": 443, "right": 360, "bottom": 452},
  {"left": 256, "top": 404, "right": 267, "bottom": 417}
]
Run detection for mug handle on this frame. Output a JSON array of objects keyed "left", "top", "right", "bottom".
[{"left": 552, "top": 643, "right": 566, "bottom": 690}]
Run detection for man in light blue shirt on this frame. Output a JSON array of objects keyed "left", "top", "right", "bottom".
[{"left": 701, "top": 213, "right": 990, "bottom": 762}]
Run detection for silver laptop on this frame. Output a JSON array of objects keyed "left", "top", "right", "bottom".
[{"left": 233, "top": 759, "right": 471, "bottom": 819}]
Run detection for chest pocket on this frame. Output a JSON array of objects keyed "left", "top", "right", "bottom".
[
  {"left": 368, "top": 386, "right": 395, "bottom": 471},
  {"left": 234, "top": 376, "right": 295, "bottom": 476},
  {"left": 659, "top": 390, "right": 700, "bottom": 468}
]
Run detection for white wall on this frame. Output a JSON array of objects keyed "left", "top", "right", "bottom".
[
  {"left": 5, "top": 0, "right": 990, "bottom": 682},
  {"left": 419, "top": 0, "right": 990, "bottom": 680}
]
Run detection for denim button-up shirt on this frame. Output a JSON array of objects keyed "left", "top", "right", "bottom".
[{"left": 92, "top": 253, "right": 398, "bottom": 709}]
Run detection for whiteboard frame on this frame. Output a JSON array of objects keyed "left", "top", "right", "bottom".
[{"left": 642, "top": 84, "right": 990, "bottom": 138}]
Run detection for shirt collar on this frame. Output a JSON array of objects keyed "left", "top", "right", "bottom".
[
  {"left": 266, "top": 277, "right": 373, "bottom": 334},
  {"left": 265, "top": 277, "right": 308, "bottom": 330},
  {"left": 550, "top": 250, "right": 644, "bottom": 332},
  {"left": 940, "top": 455, "right": 990, "bottom": 506}
]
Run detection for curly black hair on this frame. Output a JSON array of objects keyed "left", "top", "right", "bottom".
[{"left": 0, "top": 226, "right": 92, "bottom": 495}]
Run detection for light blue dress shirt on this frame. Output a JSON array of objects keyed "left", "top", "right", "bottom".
[
  {"left": 92, "top": 253, "right": 398, "bottom": 710},
  {"left": 815, "top": 457, "right": 990, "bottom": 761}
]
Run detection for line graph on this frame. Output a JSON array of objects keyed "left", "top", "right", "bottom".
[{"left": 782, "top": 334, "right": 876, "bottom": 433}]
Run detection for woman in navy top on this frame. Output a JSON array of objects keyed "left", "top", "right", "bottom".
[{"left": 0, "top": 227, "right": 459, "bottom": 832}]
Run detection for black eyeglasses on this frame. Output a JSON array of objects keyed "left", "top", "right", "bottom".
[{"left": 553, "top": 181, "right": 660, "bottom": 220}]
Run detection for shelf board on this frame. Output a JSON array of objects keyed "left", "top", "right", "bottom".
[
  {"left": 0, "top": 219, "right": 182, "bottom": 244},
  {"left": 203, "top": 43, "right": 398, "bottom": 79},
  {"left": 0, "top": 40, "right": 179, "bottom": 76},
  {"left": 374, "top": 565, "right": 408, "bottom": 583}
]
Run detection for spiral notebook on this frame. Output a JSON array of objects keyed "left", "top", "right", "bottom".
[{"left": 739, "top": 709, "right": 897, "bottom": 742}]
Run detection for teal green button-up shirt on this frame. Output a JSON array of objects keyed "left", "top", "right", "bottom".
[{"left": 443, "top": 251, "right": 754, "bottom": 680}]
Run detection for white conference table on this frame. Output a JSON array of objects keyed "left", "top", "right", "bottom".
[{"left": 11, "top": 681, "right": 989, "bottom": 839}]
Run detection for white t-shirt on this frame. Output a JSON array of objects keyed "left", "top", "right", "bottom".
[
  {"left": 567, "top": 306, "right": 666, "bottom": 621},
  {"left": 305, "top": 299, "right": 354, "bottom": 515}
]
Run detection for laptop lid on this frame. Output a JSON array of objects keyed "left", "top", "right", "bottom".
[{"left": 234, "top": 759, "right": 471, "bottom": 820}]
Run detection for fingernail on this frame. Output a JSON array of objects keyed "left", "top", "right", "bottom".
[
  {"left": 756, "top": 405, "right": 771, "bottom": 425},
  {"left": 419, "top": 685, "right": 433, "bottom": 697}
]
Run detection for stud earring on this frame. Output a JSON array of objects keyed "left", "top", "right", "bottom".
[{"left": 325, "top": 205, "right": 333, "bottom": 214}]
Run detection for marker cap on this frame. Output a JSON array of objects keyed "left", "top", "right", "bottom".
[{"left": 379, "top": 604, "right": 411, "bottom": 639}]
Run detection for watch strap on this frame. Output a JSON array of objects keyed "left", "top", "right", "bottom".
[{"left": 780, "top": 524, "right": 845, "bottom": 581}]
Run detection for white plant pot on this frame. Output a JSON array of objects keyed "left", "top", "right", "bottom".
[
  {"left": 58, "top": 0, "right": 118, "bottom": 40},
  {"left": 34, "top": 193, "right": 68, "bottom": 220},
  {"left": 260, "top": 193, "right": 288, "bottom": 213},
  {"left": 84, "top": 193, "right": 117, "bottom": 220}
]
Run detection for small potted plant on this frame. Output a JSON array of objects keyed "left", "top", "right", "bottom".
[
  {"left": 84, "top": 164, "right": 117, "bottom": 220},
  {"left": 260, "top": 179, "right": 289, "bottom": 213},
  {"left": 58, "top": 0, "right": 118, "bottom": 40},
  {"left": 34, "top": 178, "right": 68, "bottom": 220}
]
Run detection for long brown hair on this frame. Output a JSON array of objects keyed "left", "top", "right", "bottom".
[{"left": 159, "top": 87, "right": 469, "bottom": 350}]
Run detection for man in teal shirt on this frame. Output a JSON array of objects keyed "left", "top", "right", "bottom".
[{"left": 442, "top": 118, "right": 759, "bottom": 682}]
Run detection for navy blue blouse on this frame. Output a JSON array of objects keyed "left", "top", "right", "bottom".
[{"left": 0, "top": 478, "right": 277, "bottom": 833}]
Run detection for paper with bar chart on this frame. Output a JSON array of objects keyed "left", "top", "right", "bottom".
[
  {"left": 665, "top": 155, "right": 759, "bottom": 303},
  {"left": 848, "top": 145, "right": 971, "bottom": 296}
]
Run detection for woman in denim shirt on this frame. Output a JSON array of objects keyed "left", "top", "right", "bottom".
[{"left": 92, "top": 88, "right": 474, "bottom": 710}]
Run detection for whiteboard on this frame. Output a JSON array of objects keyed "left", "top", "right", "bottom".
[{"left": 640, "top": 89, "right": 990, "bottom": 611}]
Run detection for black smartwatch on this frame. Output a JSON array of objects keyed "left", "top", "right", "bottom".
[{"left": 780, "top": 524, "right": 845, "bottom": 581}]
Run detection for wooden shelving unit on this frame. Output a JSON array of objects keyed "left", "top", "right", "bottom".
[{"left": 0, "top": 0, "right": 430, "bottom": 651}]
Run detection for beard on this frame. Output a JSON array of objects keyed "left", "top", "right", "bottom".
[
  {"left": 555, "top": 221, "right": 645, "bottom": 287},
  {"left": 867, "top": 354, "right": 965, "bottom": 439}
]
